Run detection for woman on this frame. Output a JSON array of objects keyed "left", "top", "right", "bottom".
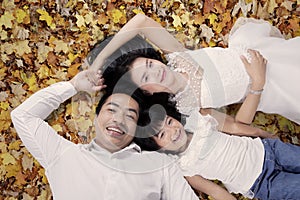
[
  {"left": 133, "top": 103, "right": 300, "bottom": 200},
  {"left": 88, "top": 14, "right": 300, "bottom": 124}
]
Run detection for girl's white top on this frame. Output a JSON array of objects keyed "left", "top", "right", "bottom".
[{"left": 175, "top": 111, "right": 265, "bottom": 197}]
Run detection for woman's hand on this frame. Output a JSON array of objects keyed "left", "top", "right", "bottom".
[
  {"left": 69, "top": 69, "right": 106, "bottom": 93},
  {"left": 240, "top": 49, "right": 267, "bottom": 91}
]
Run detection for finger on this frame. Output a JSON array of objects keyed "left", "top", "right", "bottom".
[{"left": 240, "top": 55, "right": 250, "bottom": 66}]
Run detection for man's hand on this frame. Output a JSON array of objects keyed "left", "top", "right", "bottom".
[{"left": 69, "top": 69, "right": 106, "bottom": 93}]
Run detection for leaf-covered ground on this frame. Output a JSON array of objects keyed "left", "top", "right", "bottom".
[{"left": 0, "top": 0, "right": 299, "bottom": 199}]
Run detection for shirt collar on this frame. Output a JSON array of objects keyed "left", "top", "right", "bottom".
[{"left": 89, "top": 139, "right": 142, "bottom": 155}]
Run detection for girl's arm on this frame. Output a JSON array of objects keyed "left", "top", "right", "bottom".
[
  {"left": 185, "top": 175, "right": 236, "bottom": 200},
  {"left": 234, "top": 49, "right": 267, "bottom": 124},
  {"left": 90, "top": 14, "right": 187, "bottom": 70},
  {"left": 200, "top": 108, "right": 277, "bottom": 138}
]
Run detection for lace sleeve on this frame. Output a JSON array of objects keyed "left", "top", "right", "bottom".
[{"left": 166, "top": 52, "right": 204, "bottom": 115}]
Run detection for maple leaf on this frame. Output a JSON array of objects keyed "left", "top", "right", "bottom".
[
  {"left": 200, "top": 24, "right": 214, "bottom": 43},
  {"left": 10, "top": 83, "right": 27, "bottom": 97},
  {"left": 110, "top": 9, "right": 125, "bottom": 24},
  {"left": 36, "top": 9, "right": 56, "bottom": 30},
  {"left": 53, "top": 39, "right": 69, "bottom": 54},
  {"left": 84, "top": 11, "right": 94, "bottom": 25},
  {"left": 171, "top": 14, "right": 182, "bottom": 28},
  {"left": 75, "top": 14, "right": 86, "bottom": 27},
  {"left": 0, "top": 29, "right": 8, "bottom": 40},
  {"left": 0, "top": 110, "right": 11, "bottom": 131},
  {"left": 0, "top": 102, "right": 10, "bottom": 110},
  {"left": 15, "top": 8, "right": 30, "bottom": 24},
  {"left": 0, "top": 91, "right": 8, "bottom": 101},
  {"left": 37, "top": 65, "right": 51, "bottom": 79},
  {"left": 0, "top": 11, "right": 15, "bottom": 28},
  {"left": 20, "top": 71, "right": 39, "bottom": 92},
  {"left": 14, "top": 40, "right": 31, "bottom": 56},
  {"left": 37, "top": 42, "right": 53, "bottom": 63},
  {"left": 0, "top": 152, "right": 17, "bottom": 165},
  {"left": 97, "top": 13, "right": 109, "bottom": 25},
  {"left": 16, "top": 27, "right": 30, "bottom": 40},
  {"left": 267, "top": 0, "right": 278, "bottom": 13}
]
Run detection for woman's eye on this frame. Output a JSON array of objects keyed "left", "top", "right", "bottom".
[
  {"left": 108, "top": 108, "right": 115, "bottom": 113},
  {"left": 167, "top": 118, "right": 172, "bottom": 125}
]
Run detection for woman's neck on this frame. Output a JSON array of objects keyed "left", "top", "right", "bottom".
[{"left": 171, "top": 71, "right": 189, "bottom": 94}]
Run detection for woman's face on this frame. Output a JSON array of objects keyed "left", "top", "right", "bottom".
[
  {"left": 153, "top": 115, "right": 187, "bottom": 152},
  {"left": 129, "top": 57, "right": 176, "bottom": 94}
]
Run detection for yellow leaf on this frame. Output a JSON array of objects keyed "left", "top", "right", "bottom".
[
  {"left": 14, "top": 40, "right": 31, "bottom": 56},
  {"left": 75, "top": 14, "right": 86, "bottom": 27},
  {"left": 267, "top": 0, "right": 278, "bottom": 14},
  {"left": 77, "top": 116, "right": 92, "bottom": 132},
  {"left": 5, "top": 163, "right": 22, "bottom": 178},
  {"left": 181, "top": 12, "right": 190, "bottom": 25},
  {"left": 52, "top": 124, "right": 63, "bottom": 132},
  {"left": 0, "top": 102, "right": 10, "bottom": 110},
  {"left": 37, "top": 65, "right": 51, "bottom": 79},
  {"left": 67, "top": 63, "right": 81, "bottom": 77},
  {"left": 36, "top": 9, "right": 56, "bottom": 29},
  {"left": 0, "top": 11, "right": 15, "bottom": 28},
  {"left": 10, "top": 83, "right": 26, "bottom": 97},
  {"left": 208, "top": 13, "right": 218, "bottom": 25},
  {"left": 84, "top": 11, "right": 94, "bottom": 25},
  {"left": 0, "top": 142, "right": 7, "bottom": 153},
  {"left": 0, "top": 29, "right": 8, "bottom": 40},
  {"left": 38, "top": 168, "right": 48, "bottom": 184},
  {"left": 110, "top": 9, "right": 125, "bottom": 24},
  {"left": 15, "top": 8, "right": 30, "bottom": 24},
  {"left": 68, "top": 52, "right": 79, "bottom": 63},
  {"left": 20, "top": 72, "right": 39, "bottom": 92},
  {"left": 53, "top": 39, "right": 69, "bottom": 54},
  {"left": 171, "top": 14, "right": 182, "bottom": 27},
  {"left": 132, "top": 9, "right": 145, "bottom": 15},
  {"left": 37, "top": 42, "right": 53, "bottom": 63},
  {"left": 0, "top": 152, "right": 17, "bottom": 165},
  {"left": 0, "top": 110, "right": 11, "bottom": 131},
  {"left": 0, "top": 66, "right": 7, "bottom": 81},
  {"left": 8, "top": 140, "right": 22, "bottom": 151},
  {"left": 1, "top": 42, "right": 14, "bottom": 55}
]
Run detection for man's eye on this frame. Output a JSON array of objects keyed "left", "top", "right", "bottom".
[
  {"left": 167, "top": 118, "right": 172, "bottom": 125},
  {"left": 126, "top": 115, "right": 135, "bottom": 120},
  {"left": 144, "top": 76, "right": 148, "bottom": 82},
  {"left": 149, "top": 61, "right": 153, "bottom": 68}
]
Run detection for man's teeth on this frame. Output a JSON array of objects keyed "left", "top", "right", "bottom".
[{"left": 107, "top": 127, "right": 123, "bottom": 134}]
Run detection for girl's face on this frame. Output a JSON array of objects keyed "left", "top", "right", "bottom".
[
  {"left": 153, "top": 115, "right": 188, "bottom": 152},
  {"left": 129, "top": 57, "right": 176, "bottom": 94}
]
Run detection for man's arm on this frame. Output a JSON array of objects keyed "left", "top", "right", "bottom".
[
  {"left": 11, "top": 70, "right": 105, "bottom": 168},
  {"left": 11, "top": 81, "right": 78, "bottom": 168},
  {"left": 186, "top": 175, "right": 236, "bottom": 200},
  {"left": 90, "top": 14, "right": 186, "bottom": 70}
]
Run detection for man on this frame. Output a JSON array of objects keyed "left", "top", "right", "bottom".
[{"left": 11, "top": 69, "right": 199, "bottom": 200}]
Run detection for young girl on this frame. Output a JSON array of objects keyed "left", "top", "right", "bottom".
[
  {"left": 89, "top": 14, "right": 300, "bottom": 124},
  {"left": 134, "top": 105, "right": 300, "bottom": 200}
]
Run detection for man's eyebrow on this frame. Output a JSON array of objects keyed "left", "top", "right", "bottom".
[{"left": 107, "top": 102, "right": 120, "bottom": 108}]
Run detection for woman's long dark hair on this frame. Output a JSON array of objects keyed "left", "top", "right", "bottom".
[{"left": 87, "top": 35, "right": 165, "bottom": 90}]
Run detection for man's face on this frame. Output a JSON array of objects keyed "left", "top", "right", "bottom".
[{"left": 95, "top": 93, "right": 139, "bottom": 153}]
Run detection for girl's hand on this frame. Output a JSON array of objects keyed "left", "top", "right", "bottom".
[
  {"left": 69, "top": 69, "right": 106, "bottom": 93},
  {"left": 240, "top": 49, "right": 267, "bottom": 90}
]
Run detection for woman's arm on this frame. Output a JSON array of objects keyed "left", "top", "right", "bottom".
[
  {"left": 185, "top": 175, "right": 236, "bottom": 200},
  {"left": 234, "top": 49, "right": 267, "bottom": 124},
  {"left": 90, "top": 14, "right": 187, "bottom": 70}
]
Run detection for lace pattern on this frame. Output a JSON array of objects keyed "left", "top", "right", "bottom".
[
  {"left": 166, "top": 52, "right": 203, "bottom": 115},
  {"left": 174, "top": 111, "right": 219, "bottom": 176}
]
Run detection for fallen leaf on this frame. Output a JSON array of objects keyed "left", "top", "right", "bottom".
[{"left": 0, "top": 11, "right": 15, "bottom": 28}]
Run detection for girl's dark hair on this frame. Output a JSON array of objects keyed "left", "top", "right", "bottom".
[
  {"left": 133, "top": 92, "right": 187, "bottom": 152},
  {"left": 87, "top": 35, "right": 165, "bottom": 90}
]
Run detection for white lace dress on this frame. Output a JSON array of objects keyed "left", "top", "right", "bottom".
[{"left": 168, "top": 17, "right": 300, "bottom": 124}]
